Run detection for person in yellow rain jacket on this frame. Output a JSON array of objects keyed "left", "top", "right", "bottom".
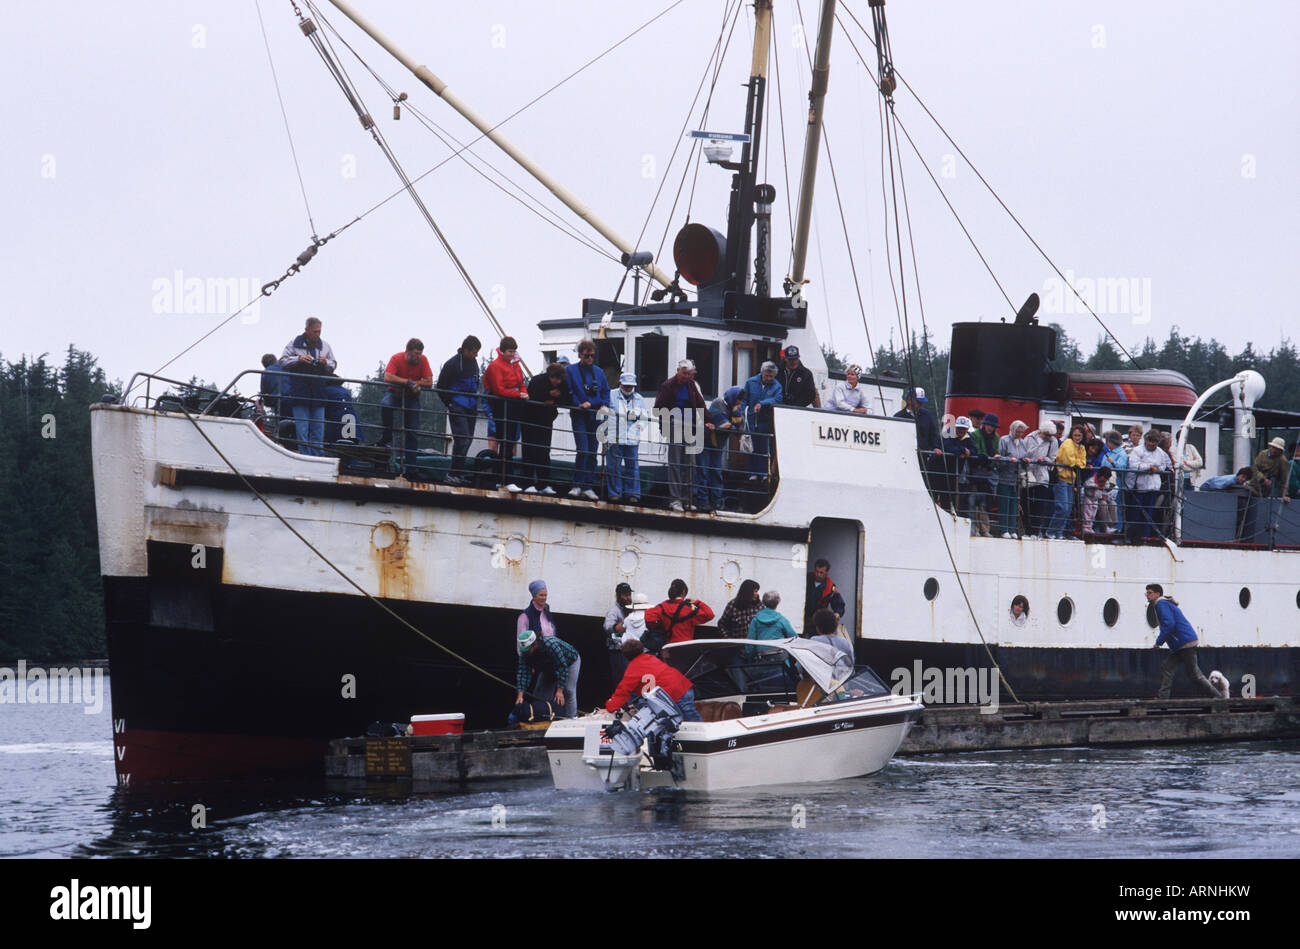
[{"left": 1048, "top": 424, "right": 1088, "bottom": 539}]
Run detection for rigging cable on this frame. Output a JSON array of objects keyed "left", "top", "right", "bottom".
[
  {"left": 792, "top": 0, "right": 886, "bottom": 410},
  {"left": 174, "top": 403, "right": 536, "bottom": 701},
  {"left": 311, "top": 9, "right": 618, "bottom": 264},
  {"left": 642, "top": 0, "right": 746, "bottom": 307},
  {"left": 838, "top": 4, "right": 1141, "bottom": 368},
  {"left": 256, "top": 0, "right": 317, "bottom": 237},
  {"left": 297, "top": 3, "right": 516, "bottom": 361}
]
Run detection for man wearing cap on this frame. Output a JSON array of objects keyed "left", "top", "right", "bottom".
[
  {"left": 655, "top": 359, "right": 707, "bottom": 511},
  {"left": 741, "top": 361, "right": 783, "bottom": 482},
  {"left": 516, "top": 580, "right": 558, "bottom": 654},
  {"left": 1252, "top": 437, "right": 1291, "bottom": 498},
  {"left": 895, "top": 385, "right": 944, "bottom": 504},
  {"left": 697, "top": 385, "right": 744, "bottom": 512},
  {"left": 777, "top": 345, "right": 821, "bottom": 408},
  {"left": 604, "top": 583, "right": 635, "bottom": 681},
  {"left": 515, "top": 629, "right": 581, "bottom": 719},
  {"left": 607, "top": 372, "right": 647, "bottom": 503},
  {"left": 943, "top": 416, "right": 976, "bottom": 515}
]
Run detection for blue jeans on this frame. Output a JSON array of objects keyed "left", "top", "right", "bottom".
[
  {"left": 1049, "top": 480, "right": 1075, "bottom": 536},
  {"left": 380, "top": 390, "right": 421, "bottom": 469},
  {"left": 535, "top": 657, "right": 581, "bottom": 719},
  {"left": 695, "top": 445, "right": 724, "bottom": 509},
  {"left": 676, "top": 687, "right": 702, "bottom": 722},
  {"left": 572, "top": 413, "right": 600, "bottom": 490},
  {"left": 607, "top": 444, "right": 640, "bottom": 498},
  {"left": 291, "top": 401, "right": 325, "bottom": 456}
]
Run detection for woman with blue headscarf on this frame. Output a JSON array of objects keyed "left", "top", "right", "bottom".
[{"left": 516, "top": 579, "right": 558, "bottom": 654}]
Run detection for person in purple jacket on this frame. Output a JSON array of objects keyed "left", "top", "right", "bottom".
[{"left": 1146, "top": 584, "right": 1220, "bottom": 699}]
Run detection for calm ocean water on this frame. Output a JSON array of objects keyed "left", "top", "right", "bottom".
[{"left": 3, "top": 676, "right": 1298, "bottom": 859}]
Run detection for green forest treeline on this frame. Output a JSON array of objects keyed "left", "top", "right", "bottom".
[{"left": 3, "top": 329, "right": 1299, "bottom": 661}]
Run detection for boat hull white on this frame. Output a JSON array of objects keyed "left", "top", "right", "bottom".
[{"left": 545, "top": 696, "right": 921, "bottom": 791}]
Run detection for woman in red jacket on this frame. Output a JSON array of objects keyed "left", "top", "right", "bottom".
[
  {"left": 482, "top": 336, "right": 529, "bottom": 490},
  {"left": 605, "top": 639, "right": 702, "bottom": 721}
]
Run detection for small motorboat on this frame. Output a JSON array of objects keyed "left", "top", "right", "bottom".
[{"left": 544, "top": 638, "right": 923, "bottom": 791}]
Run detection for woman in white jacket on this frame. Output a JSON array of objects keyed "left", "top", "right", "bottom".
[{"left": 827, "top": 365, "right": 871, "bottom": 413}]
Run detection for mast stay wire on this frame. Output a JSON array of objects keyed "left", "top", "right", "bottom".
[
  {"left": 298, "top": 4, "right": 516, "bottom": 360},
  {"left": 174, "top": 404, "right": 531, "bottom": 700},
  {"left": 843, "top": 4, "right": 1018, "bottom": 704},
  {"left": 836, "top": 14, "right": 1016, "bottom": 314},
  {"left": 310, "top": 8, "right": 618, "bottom": 265},
  {"left": 792, "top": 0, "right": 886, "bottom": 410},
  {"left": 641, "top": 0, "right": 746, "bottom": 308},
  {"left": 621, "top": 0, "right": 742, "bottom": 309},
  {"left": 256, "top": 0, "right": 317, "bottom": 238},
  {"left": 891, "top": 109, "right": 940, "bottom": 403},
  {"left": 136, "top": 2, "right": 692, "bottom": 396},
  {"left": 838, "top": 4, "right": 1142, "bottom": 369}
]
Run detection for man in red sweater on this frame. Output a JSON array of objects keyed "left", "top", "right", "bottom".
[
  {"left": 605, "top": 639, "right": 702, "bottom": 721},
  {"left": 482, "top": 335, "right": 529, "bottom": 490},
  {"left": 642, "top": 579, "right": 715, "bottom": 651}
]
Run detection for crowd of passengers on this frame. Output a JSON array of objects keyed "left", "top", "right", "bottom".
[
  {"left": 895, "top": 387, "right": 1297, "bottom": 542},
  {"left": 254, "top": 318, "right": 882, "bottom": 511}
]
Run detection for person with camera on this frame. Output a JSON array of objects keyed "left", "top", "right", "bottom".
[
  {"left": 654, "top": 359, "right": 707, "bottom": 512},
  {"left": 380, "top": 338, "right": 432, "bottom": 473},
  {"left": 565, "top": 339, "right": 610, "bottom": 501},
  {"left": 606, "top": 372, "right": 646, "bottom": 503},
  {"left": 520, "top": 362, "right": 568, "bottom": 494},
  {"left": 278, "top": 316, "right": 337, "bottom": 456}
]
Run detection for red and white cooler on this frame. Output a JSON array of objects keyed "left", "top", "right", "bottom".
[{"left": 410, "top": 713, "right": 465, "bottom": 736}]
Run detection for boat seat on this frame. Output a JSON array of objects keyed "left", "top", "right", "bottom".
[{"left": 695, "top": 700, "right": 744, "bottom": 722}]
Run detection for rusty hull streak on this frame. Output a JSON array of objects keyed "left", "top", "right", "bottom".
[{"left": 372, "top": 521, "right": 412, "bottom": 601}]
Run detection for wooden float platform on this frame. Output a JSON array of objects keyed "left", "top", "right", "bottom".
[
  {"left": 325, "top": 696, "right": 1300, "bottom": 783},
  {"left": 899, "top": 694, "right": 1300, "bottom": 755}
]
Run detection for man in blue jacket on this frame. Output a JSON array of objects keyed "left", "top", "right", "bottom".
[
  {"left": 435, "top": 335, "right": 481, "bottom": 485},
  {"left": 741, "top": 361, "right": 782, "bottom": 482},
  {"left": 1146, "top": 584, "right": 1221, "bottom": 699},
  {"left": 566, "top": 338, "right": 610, "bottom": 501}
]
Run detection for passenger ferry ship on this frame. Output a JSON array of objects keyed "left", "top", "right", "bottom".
[{"left": 90, "top": 1, "right": 1299, "bottom": 780}]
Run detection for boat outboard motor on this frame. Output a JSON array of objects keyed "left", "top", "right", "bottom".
[{"left": 603, "top": 686, "right": 684, "bottom": 773}]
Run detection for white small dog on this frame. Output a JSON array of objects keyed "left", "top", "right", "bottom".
[{"left": 1207, "top": 670, "right": 1230, "bottom": 698}]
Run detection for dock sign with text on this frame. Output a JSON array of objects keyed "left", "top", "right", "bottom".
[{"left": 812, "top": 420, "right": 885, "bottom": 451}]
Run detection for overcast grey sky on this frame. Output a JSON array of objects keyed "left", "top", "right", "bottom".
[{"left": 2, "top": 0, "right": 1297, "bottom": 392}]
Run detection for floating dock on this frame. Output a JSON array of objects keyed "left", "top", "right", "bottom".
[
  {"left": 326, "top": 696, "right": 1300, "bottom": 784},
  {"left": 899, "top": 694, "right": 1300, "bottom": 754}
]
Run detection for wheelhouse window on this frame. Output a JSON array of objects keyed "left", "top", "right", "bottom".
[
  {"left": 635, "top": 333, "right": 668, "bottom": 394},
  {"left": 686, "top": 338, "right": 719, "bottom": 399}
]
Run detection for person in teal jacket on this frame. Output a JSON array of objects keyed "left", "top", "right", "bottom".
[
  {"left": 1146, "top": 584, "right": 1220, "bottom": 699},
  {"left": 745, "top": 589, "right": 797, "bottom": 657}
]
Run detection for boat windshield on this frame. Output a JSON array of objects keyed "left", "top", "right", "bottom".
[
  {"left": 814, "top": 667, "right": 891, "bottom": 706},
  {"left": 667, "top": 643, "right": 804, "bottom": 702}
]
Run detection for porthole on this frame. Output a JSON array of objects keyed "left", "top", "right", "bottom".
[
  {"left": 1296, "top": 590, "right": 1300, "bottom": 610},
  {"left": 1103, "top": 598, "right": 1120, "bottom": 627},
  {"left": 1057, "top": 597, "right": 1074, "bottom": 626},
  {"left": 1239, "top": 587, "right": 1251, "bottom": 609},
  {"left": 1146, "top": 603, "right": 1158, "bottom": 628},
  {"left": 923, "top": 577, "right": 939, "bottom": 601}
]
